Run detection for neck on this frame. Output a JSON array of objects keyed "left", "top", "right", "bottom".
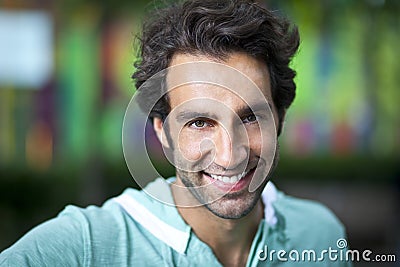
[{"left": 171, "top": 179, "right": 264, "bottom": 267}]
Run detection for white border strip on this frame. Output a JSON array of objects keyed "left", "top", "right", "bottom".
[
  {"left": 113, "top": 194, "right": 189, "bottom": 254},
  {"left": 262, "top": 182, "right": 278, "bottom": 226},
  {"left": 114, "top": 182, "right": 278, "bottom": 254}
]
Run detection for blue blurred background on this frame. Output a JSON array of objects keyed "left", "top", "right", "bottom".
[{"left": 0, "top": 0, "right": 399, "bottom": 265}]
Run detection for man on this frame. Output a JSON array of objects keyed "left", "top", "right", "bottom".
[{"left": 0, "top": 0, "right": 352, "bottom": 266}]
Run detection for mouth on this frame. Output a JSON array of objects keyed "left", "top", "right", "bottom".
[
  {"left": 201, "top": 167, "right": 257, "bottom": 193},
  {"left": 203, "top": 170, "right": 250, "bottom": 184}
]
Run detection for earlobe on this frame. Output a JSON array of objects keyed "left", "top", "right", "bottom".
[{"left": 153, "top": 117, "right": 170, "bottom": 148}]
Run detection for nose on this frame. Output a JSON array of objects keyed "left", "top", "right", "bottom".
[{"left": 213, "top": 125, "right": 248, "bottom": 170}]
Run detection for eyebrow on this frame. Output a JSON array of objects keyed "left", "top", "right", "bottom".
[
  {"left": 175, "top": 102, "right": 272, "bottom": 123},
  {"left": 176, "top": 111, "right": 216, "bottom": 123},
  {"left": 235, "top": 102, "right": 272, "bottom": 116}
]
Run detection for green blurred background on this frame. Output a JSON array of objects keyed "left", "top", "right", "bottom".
[{"left": 0, "top": 0, "right": 399, "bottom": 265}]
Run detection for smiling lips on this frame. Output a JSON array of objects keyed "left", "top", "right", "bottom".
[{"left": 204, "top": 170, "right": 250, "bottom": 184}]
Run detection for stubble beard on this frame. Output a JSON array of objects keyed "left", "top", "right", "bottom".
[{"left": 176, "top": 145, "right": 280, "bottom": 220}]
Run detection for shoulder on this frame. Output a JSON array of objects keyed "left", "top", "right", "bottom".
[
  {"left": 273, "top": 192, "right": 346, "bottom": 247},
  {"left": 0, "top": 204, "right": 91, "bottom": 266},
  {"left": 0, "top": 190, "right": 137, "bottom": 266},
  {"left": 275, "top": 192, "right": 344, "bottom": 230}
]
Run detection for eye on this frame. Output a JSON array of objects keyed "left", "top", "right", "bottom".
[
  {"left": 243, "top": 114, "right": 257, "bottom": 123},
  {"left": 189, "top": 119, "right": 209, "bottom": 129}
]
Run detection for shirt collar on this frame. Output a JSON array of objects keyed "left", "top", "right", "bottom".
[{"left": 114, "top": 177, "right": 278, "bottom": 255}]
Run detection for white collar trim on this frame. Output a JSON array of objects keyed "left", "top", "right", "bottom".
[
  {"left": 113, "top": 181, "right": 278, "bottom": 254},
  {"left": 262, "top": 181, "right": 278, "bottom": 226},
  {"left": 113, "top": 193, "right": 190, "bottom": 254}
]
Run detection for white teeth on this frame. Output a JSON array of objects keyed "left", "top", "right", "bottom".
[
  {"left": 230, "top": 176, "right": 238, "bottom": 183},
  {"left": 209, "top": 170, "right": 248, "bottom": 184}
]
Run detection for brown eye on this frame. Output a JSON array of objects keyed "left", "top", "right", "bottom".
[
  {"left": 194, "top": 120, "right": 205, "bottom": 127},
  {"left": 243, "top": 114, "right": 257, "bottom": 123},
  {"left": 248, "top": 115, "right": 256, "bottom": 121},
  {"left": 191, "top": 120, "right": 207, "bottom": 128}
]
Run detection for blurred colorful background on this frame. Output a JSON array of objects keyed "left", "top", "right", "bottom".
[{"left": 0, "top": 0, "right": 399, "bottom": 265}]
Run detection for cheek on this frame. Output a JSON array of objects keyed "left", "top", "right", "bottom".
[
  {"left": 247, "top": 111, "right": 277, "bottom": 154},
  {"left": 247, "top": 127, "right": 264, "bottom": 155}
]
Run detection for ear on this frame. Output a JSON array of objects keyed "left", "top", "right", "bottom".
[{"left": 153, "top": 117, "right": 170, "bottom": 148}]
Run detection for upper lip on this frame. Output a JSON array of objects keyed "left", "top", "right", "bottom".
[
  {"left": 203, "top": 167, "right": 255, "bottom": 177},
  {"left": 202, "top": 160, "right": 260, "bottom": 177},
  {"left": 204, "top": 171, "right": 242, "bottom": 177}
]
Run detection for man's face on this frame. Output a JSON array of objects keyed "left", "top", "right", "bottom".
[{"left": 156, "top": 52, "right": 279, "bottom": 219}]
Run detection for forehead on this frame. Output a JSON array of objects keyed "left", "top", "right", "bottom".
[{"left": 166, "top": 52, "right": 273, "bottom": 112}]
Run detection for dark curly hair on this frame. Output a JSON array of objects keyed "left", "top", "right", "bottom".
[{"left": 132, "top": 0, "right": 300, "bottom": 135}]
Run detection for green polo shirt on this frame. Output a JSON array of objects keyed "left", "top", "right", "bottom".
[{"left": 0, "top": 178, "right": 352, "bottom": 266}]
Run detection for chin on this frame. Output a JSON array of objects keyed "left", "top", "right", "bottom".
[
  {"left": 203, "top": 187, "right": 263, "bottom": 219},
  {"left": 177, "top": 167, "right": 268, "bottom": 219}
]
